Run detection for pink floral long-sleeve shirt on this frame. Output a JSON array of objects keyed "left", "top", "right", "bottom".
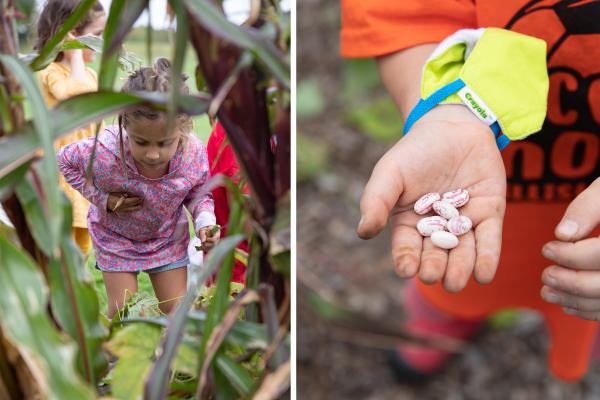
[{"left": 57, "top": 125, "right": 215, "bottom": 272}]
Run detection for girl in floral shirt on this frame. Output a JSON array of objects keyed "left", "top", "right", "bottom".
[{"left": 57, "top": 58, "right": 219, "bottom": 318}]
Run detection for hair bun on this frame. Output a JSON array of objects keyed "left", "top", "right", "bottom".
[{"left": 154, "top": 58, "right": 171, "bottom": 74}]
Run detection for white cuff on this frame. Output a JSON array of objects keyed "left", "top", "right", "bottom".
[
  {"left": 188, "top": 236, "right": 204, "bottom": 267},
  {"left": 426, "top": 28, "right": 485, "bottom": 63},
  {"left": 194, "top": 211, "right": 217, "bottom": 232}
]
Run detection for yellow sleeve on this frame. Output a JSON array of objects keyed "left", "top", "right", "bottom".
[{"left": 41, "top": 65, "right": 98, "bottom": 102}]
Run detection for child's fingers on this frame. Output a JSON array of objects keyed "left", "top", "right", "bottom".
[
  {"left": 473, "top": 217, "right": 503, "bottom": 284},
  {"left": 204, "top": 236, "right": 218, "bottom": 245},
  {"left": 541, "top": 285, "right": 600, "bottom": 312},
  {"left": 390, "top": 221, "right": 422, "bottom": 278},
  {"left": 390, "top": 211, "right": 422, "bottom": 278},
  {"left": 444, "top": 230, "right": 476, "bottom": 293},
  {"left": 542, "top": 265, "right": 600, "bottom": 298},
  {"left": 542, "top": 238, "right": 600, "bottom": 270},
  {"left": 358, "top": 150, "right": 405, "bottom": 240},
  {"left": 419, "top": 237, "right": 448, "bottom": 285},
  {"left": 123, "top": 197, "right": 143, "bottom": 206},
  {"left": 554, "top": 177, "right": 600, "bottom": 241},
  {"left": 198, "top": 228, "right": 207, "bottom": 242}
]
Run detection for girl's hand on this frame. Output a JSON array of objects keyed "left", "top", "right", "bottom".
[
  {"left": 107, "top": 193, "right": 143, "bottom": 212},
  {"left": 62, "top": 33, "right": 84, "bottom": 63},
  {"left": 198, "top": 225, "right": 221, "bottom": 252},
  {"left": 541, "top": 177, "right": 600, "bottom": 321},
  {"left": 358, "top": 105, "right": 507, "bottom": 292}
]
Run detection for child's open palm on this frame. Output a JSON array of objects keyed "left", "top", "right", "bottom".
[{"left": 358, "top": 106, "right": 507, "bottom": 292}]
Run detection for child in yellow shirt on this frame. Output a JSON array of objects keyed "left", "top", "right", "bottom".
[{"left": 35, "top": 0, "right": 106, "bottom": 254}]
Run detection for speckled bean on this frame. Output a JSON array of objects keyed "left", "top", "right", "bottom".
[
  {"left": 447, "top": 216, "right": 473, "bottom": 236},
  {"left": 417, "top": 216, "right": 447, "bottom": 236},
  {"left": 414, "top": 192, "right": 441, "bottom": 215},
  {"left": 442, "top": 189, "right": 470, "bottom": 208},
  {"left": 432, "top": 201, "right": 459, "bottom": 220}
]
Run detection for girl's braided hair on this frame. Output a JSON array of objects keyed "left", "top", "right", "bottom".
[
  {"left": 118, "top": 58, "right": 193, "bottom": 177},
  {"left": 35, "top": 0, "right": 105, "bottom": 62}
]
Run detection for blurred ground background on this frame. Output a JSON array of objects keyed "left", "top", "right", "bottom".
[{"left": 296, "top": 1, "right": 600, "bottom": 399}]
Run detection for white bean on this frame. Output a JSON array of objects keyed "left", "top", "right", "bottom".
[{"left": 431, "top": 231, "right": 459, "bottom": 249}]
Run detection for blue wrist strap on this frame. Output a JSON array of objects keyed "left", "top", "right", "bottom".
[{"left": 402, "top": 78, "right": 510, "bottom": 151}]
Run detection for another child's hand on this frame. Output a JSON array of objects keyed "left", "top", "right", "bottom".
[
  {"left": 198, "top": 225, "right": 221, "bottom": 252},
  {"left": 540, "top": 177, "right": 600, "bottom": 321},
  {"left": 358, "top": 105, "right": 507, "bottom": 292},
  {"left": 62, "top": 33, "right": 84, "bottom": 63},
  {"left": 107, "top": 193, "right": 143, "bottom": 212}
]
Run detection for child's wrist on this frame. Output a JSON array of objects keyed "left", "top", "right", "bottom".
[
  {"left": 404, "top": 28, "right": 548, "bottom": 150},
  {"left": 417, "top": 105, "right": 483, "bottom": 127}
]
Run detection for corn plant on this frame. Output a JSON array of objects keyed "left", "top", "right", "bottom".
[{"left": 0, "top": 0, "right": 289, "bottom": 398}]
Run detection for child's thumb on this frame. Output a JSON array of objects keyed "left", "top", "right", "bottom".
[
  {"left": 357, "top": 158, "right": 405, "bottom": 239},
  {"left": 555, "top": 177, "right": 600, "bottom": 241}
]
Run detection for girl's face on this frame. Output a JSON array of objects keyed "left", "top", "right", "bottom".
[
  {"left": 77, "top": 15, "right": 106, "bottom": 63},
  {"left": 126, "top": 116, "right": 184, "bottom": 178}
]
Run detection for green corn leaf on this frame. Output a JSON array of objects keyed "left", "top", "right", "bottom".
[
  {"left": 14, "top": 169, "right": 53, "bottom": 255},
  {"left": 98, "top": 0, "right": 126, "bottom": 90},
  {"left": 15, "top": 169, "right": 108, "bottom": 384},
  {"left": 118, "top": 314, "right": 270, "bottom": 350},
  {"left": 106, "top": 323, "right": 163, "bottom": 400},
  {"left": 0, "top": 54, "right": 62, "bottom": 255},
  {"left": 0, "top": 161, "right": 30, "bottom": 200},
  {"left": 143, "top": 234, "right": 244, "bottom": 400},
  {"left": 215, "top": 353, "right": 254, "bottom": 397},
  {"left": 60, "top": 36, "right": 142, "bottom": 73},
  {"left": 166, "top": 0, "right": 189, "bottom": 136},
  {"left": 104, "top": 0, "right": 149, "bottom": 56},
  {"left": 50, "top": 196, "right": 108, "bottom": 384},
  {"left": 0, "top": 238, "right": 94, "bottom": 399}
]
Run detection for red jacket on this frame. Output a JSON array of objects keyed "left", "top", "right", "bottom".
[{"left": 207, "top": 122, "right": 249, "bottom": 284}]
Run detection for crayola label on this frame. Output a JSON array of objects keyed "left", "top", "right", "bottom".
[{"left": 457, "top": 86, "right": 497, "bottom": 126}]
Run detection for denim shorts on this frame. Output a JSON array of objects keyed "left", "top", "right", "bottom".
[{"left": 95, "top": 256, "right": 189, "bottom": 274}]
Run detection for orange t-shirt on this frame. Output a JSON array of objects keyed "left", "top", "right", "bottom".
[{"left": 342, "top": 0, "right": 600, "bottom": 381}]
